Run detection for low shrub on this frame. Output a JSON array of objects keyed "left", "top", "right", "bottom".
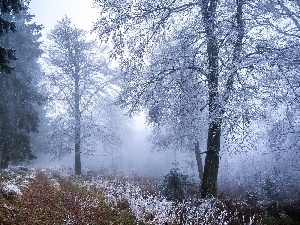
[{"left": 160, "top": 168, "right": 190, "bottom": 201}]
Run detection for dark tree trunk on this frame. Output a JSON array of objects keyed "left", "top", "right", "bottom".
[
  {"left": 201, "top": 0, "right": 221, "bottom": 198},
  {"left": 74, "top": 128, "right": 81, "bottom": 175},
  {"left": 0, "top": 145, "right": 9, "bottom": 169},
  {"left": 194, "top": 141, "right": 203, "bottom": 181},
  {"left": 201, "top": 120, "right": 221, "bottom": 198},
  {"left": 74, "top": 76, "right": 81, "bottom": 175},
  {"left": 201, "top": 0, "right": 245, "bottom": 198}
]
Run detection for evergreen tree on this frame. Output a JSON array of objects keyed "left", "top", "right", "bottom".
[
  {"left": 0, "top": 1, "right": 43, "bottom": 168},
  {"left": 0, "top": 0, "right": 23, "bottom": 74}
]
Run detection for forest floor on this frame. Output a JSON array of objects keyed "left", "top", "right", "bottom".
[{"left": 0, "top": 166, "right": 299, "bottom": 225}]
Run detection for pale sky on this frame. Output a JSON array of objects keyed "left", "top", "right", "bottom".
[{"left": 28, "top": 0, "right": 98, "bottom": 39}]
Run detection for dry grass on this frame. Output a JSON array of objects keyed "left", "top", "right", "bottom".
[
  {"left": 0, "top": 170, "right": 136, "bottom": 225},
  {"left": 1, "top": 167, "right": 300, "bottom": 225}
]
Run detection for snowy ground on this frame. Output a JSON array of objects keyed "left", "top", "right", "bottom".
[
  {"left": 39, "top": 165, "right": 262, "bottom": 224},
  {"left": 1, "top": 166, "right": 36, "bottom": 196},
  {"left": 81, "top": 175, "right": 261, "bottom": 224},
  {"left": 0, "top": 165, "right": 281, "bottom": 224}
]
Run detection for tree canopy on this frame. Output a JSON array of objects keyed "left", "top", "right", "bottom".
[{"left": 92, "top": 0, "right": 300, "bottom": 197}]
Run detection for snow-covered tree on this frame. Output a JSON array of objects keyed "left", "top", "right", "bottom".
[
  {"left": 255, "top": 0, "right": 300, "bottom": 197},
  {"left": 93, "top": 0, "right": 263, "bottom": 197},
  {"left": 44, "top": 16, "right": 114, "bottom": 175},
  {"left": 259, "top": 0, "right": 300, "bottom": 143}
]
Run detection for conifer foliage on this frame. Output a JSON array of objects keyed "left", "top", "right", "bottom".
[
  {"left": 0, "top": 1, "right": 43, "bottom": 168},
  {"left": 0, "top": 0, "right": 23, "bottom": 74}
]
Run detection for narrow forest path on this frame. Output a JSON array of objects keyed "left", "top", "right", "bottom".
[{"left": 0, "top": 169, "right": 135, "bottom": 225}]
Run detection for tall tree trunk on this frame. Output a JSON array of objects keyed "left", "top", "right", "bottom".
[
  {"left": 0, "top": 145, "right": 9, "bottom": 169},
  {"left": 0, "top": 150, "right": 4, "bottom": 169},
  {"left": 194, "top": 141, "right": 203, "bottom": 181},
  {"left": 201, "top": 0, "right": 245, "bottom": 198},
  {"left": 201, "top": 120, "right": 221, "bottom": 197},
  {"left": 201, "top": 0, "right": 221, "bottom": 198},
  {"left": 74, "top": 77, "right": 81, "bottom": 175}
]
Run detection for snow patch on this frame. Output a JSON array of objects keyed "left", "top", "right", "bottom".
[{"left": 2, "top": 182, "right": 22, "bottom": 196}]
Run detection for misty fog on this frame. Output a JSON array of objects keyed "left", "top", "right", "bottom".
[{"left": 1, "top": 0, "right": 300, "bottom": 224}]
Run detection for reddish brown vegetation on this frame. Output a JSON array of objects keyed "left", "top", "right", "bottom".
[{"left": 0, "top": 172, "right": 135, "bottom": 225}]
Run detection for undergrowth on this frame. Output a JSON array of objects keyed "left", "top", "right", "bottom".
[
  {"left": 0, "top": 169, "right": 136, "bottom": 225},
  {"left": 1, "top": 166, "right": 300, "bottom": 224}
]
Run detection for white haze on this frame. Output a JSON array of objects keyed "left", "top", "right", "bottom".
[
  {"left": 29, "top": 0, "right": 98, "bottom": 39},
  {"left": 33, "top": 112, "right": 198, "bottom": 179},
  {"left": 27, "top": 1, "right": 300, "bottom": 199},
  {"left": 27, "top": 0, "right": 203, "bottom": 178}
]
